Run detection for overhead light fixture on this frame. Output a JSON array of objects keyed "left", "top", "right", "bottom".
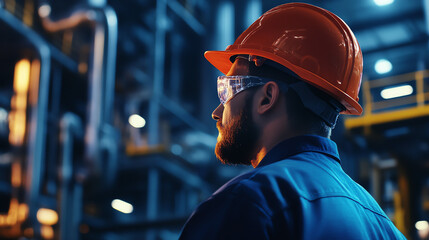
[
  {"left": 36, "top": 208, "right": 58, "bottom": 226},
  {"left": 38, "top": 4, "right": 51, "bottom": 18},
  {"left": 111, "top": 199, "right": 133, "bottom": 214},
  {"left": 374, "top": 0, "right": 394, "bottom": 6},
  {"left": 380, "top": 85, "right": 413, "bottom": 99},
  {"left": 416, "top": 220, "right": 429, "bottom": 231},
  {"left": 128, "top": 114, "right": 146, "bottom": 128},
  {"left": 374, "top": 59, "right": 392, "bottom": 74}
]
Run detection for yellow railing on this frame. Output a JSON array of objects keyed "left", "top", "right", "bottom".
[{"left": 344, "top": 70, "right": 429, "bottom": 130}]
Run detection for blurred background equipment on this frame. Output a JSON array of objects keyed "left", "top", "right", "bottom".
[{"left": 0, "top": 0, "right": 429, "bottom": 239}]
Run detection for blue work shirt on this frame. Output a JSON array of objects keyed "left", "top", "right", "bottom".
[{"left": 179, "top": 135, "right": 406, "bottom": 239}]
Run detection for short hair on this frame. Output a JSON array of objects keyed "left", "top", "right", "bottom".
[{"left": 247, "top": 59, "right": 333, "bottom": 138}]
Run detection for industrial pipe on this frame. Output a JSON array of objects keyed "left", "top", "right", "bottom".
[
  {"left": 0, "top": 7, "right": 51, "bottom": 237},
  {"left": 59, "top": 113, "right": 83, "bottom": 240},
  {"left": 38, "top": 3, "right": 118, "bottom": 179}
]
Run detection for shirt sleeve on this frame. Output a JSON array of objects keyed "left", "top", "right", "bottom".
[{"left": 178, "top": 184, "right": 277, "bottom": 240}]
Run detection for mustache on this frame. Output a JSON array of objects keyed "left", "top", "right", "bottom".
[{"left": 216, "top": 121, "right": 223, "bottom": 130}]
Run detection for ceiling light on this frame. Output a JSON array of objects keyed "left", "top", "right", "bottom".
[
  {"left": 38, "top": 4, "right": 51, "bottom": 18},
  {"left": 37, "top": 208, "right": 58, "bottom": 225},
  {"left": 128, "top": 114, "right": 146, "bottom": 128},
  {"left": 416, "top": 220, "right": 429, "bottom": 231},
  {"left": 380, "top": 85, "right": 413, "bottom": 99},
  {"left": 111, "top": 199, "right": 133, "bottom": 214},
  {"left": 374, "top": 0, "right": 394, "bottom": 6},
  {"left": 374, "top": 59, "right": 392, "bottom": 74}
]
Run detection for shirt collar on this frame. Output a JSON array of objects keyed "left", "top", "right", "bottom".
[{"left": 256, "top": 135, "right": 340, "bottom": 168}]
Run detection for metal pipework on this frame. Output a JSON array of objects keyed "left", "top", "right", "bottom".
[
  {"left": 0, "top": 7, "right": 51, "bottom": 237},
  {"left": 59, "top": 113, "right": 83, "bottom": 240},
  {"left": 99, "top": 124, "right": 118, "bottom": 186},
  {"left": 148, "top": 0, "right": 167, "bottom": 145},
  {"left": 38, "top": 3, "right": 118, "bottom": 177}
]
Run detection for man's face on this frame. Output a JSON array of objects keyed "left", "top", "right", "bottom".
[
  {"left": 212, "top": 57, "right": 261, "bottom": 165},
  {"left": 214, "top": 95, "right": 260, "bottom": 165}
]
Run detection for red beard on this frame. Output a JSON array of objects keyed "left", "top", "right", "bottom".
[{"left": 215, "top": 100, "right": 260, "bottom": 165}]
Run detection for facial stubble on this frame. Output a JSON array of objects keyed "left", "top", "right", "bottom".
[{"left": 215, "top": 97, "right": 260, "bottom": 165}]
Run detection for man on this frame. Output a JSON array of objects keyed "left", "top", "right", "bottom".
[{"left": 179, "top": 3, "right": 406, "bottom": 239}]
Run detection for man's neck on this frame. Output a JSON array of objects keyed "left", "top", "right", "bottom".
[{"left": 251, "top": 119, "right": 300, "bottom": 168}]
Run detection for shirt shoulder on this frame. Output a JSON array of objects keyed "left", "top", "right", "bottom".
[
  {"left": 208, "top": 160, "right": 302, "bottom": 217},
  {"left": 217, "top": 151, "right": 388, "bottom": 218},
  {"left": 179, "top": 170, "right": 284, "bottom": 240}
]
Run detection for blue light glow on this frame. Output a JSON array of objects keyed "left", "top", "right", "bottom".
[
  {"left": 374, "top": 0, "right": 394, "bottom": 6},
  {"left": 375, "top": 59, "right": 392, "bottom": 74}
]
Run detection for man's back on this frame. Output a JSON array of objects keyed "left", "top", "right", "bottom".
[
  {"left": 179, "top": 135, "right": 405, "bottom": 239},
  {"left": 261, "top": 151, "right": 403, "bottom": 239}
]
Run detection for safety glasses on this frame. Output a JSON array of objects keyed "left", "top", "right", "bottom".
[{"left": 217, "top": 75, "right": 285, "bottom": 105}]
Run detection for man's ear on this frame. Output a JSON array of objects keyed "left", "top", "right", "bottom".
[{"left": 257, "top": 81, "right": 281, "bottom": 114}]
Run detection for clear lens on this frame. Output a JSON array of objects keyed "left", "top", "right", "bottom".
[{"left": 217, "top": 76, "right": 271, "bottom": 105}]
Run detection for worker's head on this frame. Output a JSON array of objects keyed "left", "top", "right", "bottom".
[
  {"left": 212, "top": 56, "right": 339, "bottom": 165},
  {"left": 208, "top": 3, "right": 363, "bottom": 165}
]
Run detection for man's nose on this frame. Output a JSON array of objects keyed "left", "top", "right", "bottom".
[{"left": 212, "top": 104, "right": 224, "bottom": 121}]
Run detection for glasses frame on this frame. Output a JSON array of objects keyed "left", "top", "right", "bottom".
[{"left": 217, "top": 75, "right": 288, "bottom": 105}]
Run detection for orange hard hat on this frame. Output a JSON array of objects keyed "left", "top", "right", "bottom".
[{"left": 205, "top": 3, "right": 363, "bottom": 115}]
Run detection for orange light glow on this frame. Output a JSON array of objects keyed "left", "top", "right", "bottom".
[
  {"left": 29, "top": 59, "right": 41, "bottom": 105},
  {"left": 9, "top": 59, "right": 31, "bottom": 146},
  {"left": 41, "top": 225, "right": 54, "bottom": 239},
  {"left": 23, "top": 0, "right": 35, "bottom": 27},
  {"left": 11, "top": 162, "right": 22, "bottom": 187},
  {"left": 0, "top": 198, "right": 23, "bottom": 226},
  {"left": 78, "top": 62, "right": 88, "bottom": 74},
  {"left": 13, "top": 59, "right": 31, "bottom": 93},
  {"left": 12, "top": 93, "right": 27, "bottom": 110},
  {"left": 4, "top": 198, "right": 19, "bottom": 225},
  {"left": 37, "top": 208, "right": 58, "bottom": 226},
  {"left": 18, "top": 203, "right": 29, "bottom": 222},
  {"left": 23, "top": 227, "right": 34, "bottom": 238},
  {"left": 8, "top": 110, "right": 27, "bottom": 146}
]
